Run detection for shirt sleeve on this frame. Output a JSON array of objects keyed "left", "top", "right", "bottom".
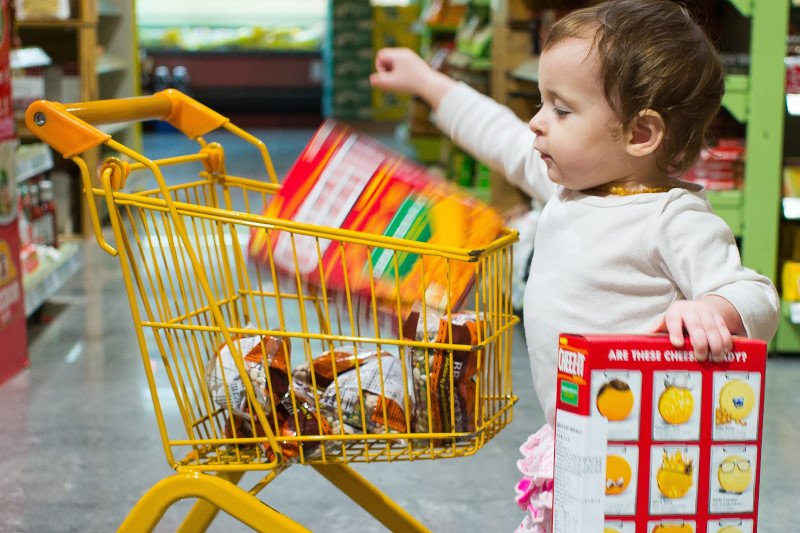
[
  {"left": 649, "top": 194, "right": 779, "bottom": 341},
  {"left": 431, "top": 82, "right": 556, "bottom": 204}
]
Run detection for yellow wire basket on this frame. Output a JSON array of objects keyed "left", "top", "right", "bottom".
[{"left": 25, "top": 90, "right": 520, "bottom": 532}]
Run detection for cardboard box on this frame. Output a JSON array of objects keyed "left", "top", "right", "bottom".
[
  {"left": 372, "top": 88, "right": 410, "bottom": 122},
  {"left": 248, "top": 120, "right": 503, "bottom": 314},
  {"left": 553, "top": 334, "right": 766, "bottom": 533},
  {"left": 372, "top": 4, "right": 420, "bottom": 24}
]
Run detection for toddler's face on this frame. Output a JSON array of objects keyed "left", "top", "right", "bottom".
[{"left": 530, "top": 37, "right": 633, "bottom": 191}]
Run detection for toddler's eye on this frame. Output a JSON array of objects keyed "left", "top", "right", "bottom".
[{"left": 554, "top": 107, "right": 570, "bottom": 117}]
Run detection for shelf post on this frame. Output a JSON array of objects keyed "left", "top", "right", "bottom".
[{"left": 739, "top": 0, "right": 790, "bottom": 282}]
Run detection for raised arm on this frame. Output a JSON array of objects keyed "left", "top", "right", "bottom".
[
  {"left": 370, "top": 48, "right": 555, "bottom": 203},
  {"left": 370, "top": 47, "right": 456, "bottom": 110}
]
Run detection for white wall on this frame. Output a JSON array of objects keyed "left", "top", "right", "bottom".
[{"left": 136, "top": 0, "right": 328, "bottom": 26}]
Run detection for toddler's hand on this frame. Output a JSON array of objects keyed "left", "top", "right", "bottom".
[
  {"left": 649, "top": 297, "right": 737, "bottom": 362},
  {"left": 370, "top": 47, "right": 455, "bottom": 109},
  {"left": 370, "top": 47, "right": 432, "bottom": 94}
]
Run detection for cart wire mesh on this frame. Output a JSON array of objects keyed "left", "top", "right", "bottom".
[{"left": 25, "top": 91, "right": 520, "bottom": 475}]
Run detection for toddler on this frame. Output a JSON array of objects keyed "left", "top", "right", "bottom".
[{"left": 370, "top": 1, "right": 779, "bottom": 531}]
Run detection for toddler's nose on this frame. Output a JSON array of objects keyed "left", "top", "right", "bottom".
[{"left": 529, "top": 112, "right": 544, "bottom": 136}]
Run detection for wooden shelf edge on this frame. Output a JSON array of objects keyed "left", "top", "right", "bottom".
[
  {"left": 17, "top": 18, "right": 92, "bottom": 29},
  {"left": 508, "top": 56, "right": 539, "bottom": 83},
  {"left": 97, "top": 56, "right": 130, "bottom": 75}
]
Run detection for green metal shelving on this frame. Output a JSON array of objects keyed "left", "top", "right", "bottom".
[{"left": 721, "top": 0, "right": 794, "bottom": 352}]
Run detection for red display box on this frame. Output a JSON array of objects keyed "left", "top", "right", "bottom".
[
  {"left": 553, "top": 334, "right": 766, "bottom": 533},
  {"left": 0, "top": 0, "right": 29, "bottom": 386},
  {"left": 248, "top": 120, "right": 502, "bottom": 314}
]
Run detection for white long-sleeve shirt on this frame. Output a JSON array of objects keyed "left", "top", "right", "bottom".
[{"left": 433, "top": 82, "right": 780, "bottom": 423}]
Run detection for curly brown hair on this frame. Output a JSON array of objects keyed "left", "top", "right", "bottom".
[{"left": 543, "top": 0, "right": 725, "bottom": 174}]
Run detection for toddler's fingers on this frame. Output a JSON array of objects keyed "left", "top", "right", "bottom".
[
  {"left": 715, "top": 313, "right": 734, "bottom": 352},
  {"left": 648, "top": 315, "right": 666, "bottom": 333},
  {"left": 677, "top": 310, "right": 713, "bottom": 361},
  {"left": 369, "top": 72, "right": 386, "bottom": 89},
  {"left": 663, "top": 311, "right": 687, "bottom": 349},
  {"left": 706, "top": 314, "right": 733, "bottom": 362},
  {"left": 693, "top": 310, "right": 724, "bottom": 361}
]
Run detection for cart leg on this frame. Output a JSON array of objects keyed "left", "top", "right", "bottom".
[
  {"left": 118, "top": 471, "right": 311, "bottom": 533},
  {"left": 175, "top": 470, "right": 244, "bottom": 533},
  {"left": 312, "top": 463, "right": 430, "bottom": 533}
]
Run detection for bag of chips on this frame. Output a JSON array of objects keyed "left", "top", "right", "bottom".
[
  {"left": 403, "top": 308, "right": 482, "bottom": 442},
  {"left": 320, "top": 353, "right": 413, "bottom": 436},
  {"left": 205, "top": 334, "right": 290, "bottom": 418}
]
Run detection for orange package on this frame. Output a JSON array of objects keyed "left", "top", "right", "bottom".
[{"left": 248, "top": 120, "right": 503, "bottom": 315}]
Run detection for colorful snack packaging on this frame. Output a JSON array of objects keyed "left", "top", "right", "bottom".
[
  {"left": 278, "top": 377, "right": 332, "bottom": 460},
  {"left": 247, "top": 119, "right": 503, "bottom": 315},
  {"left": 552, "top": 334, "right": 767, "bottom": 533},
  {"left": 402, "top": 308, "right": 482, "bottom": 441},
  {"left": 292, "top": 345, "right": 381, "bottom": 390},
  {"left": 205, "top": 334, "right": 330, "bottom": 461},
  {"left": 205, "top": 334, "right": 291, "bottom": 418},
  {"left": 320, "top": 353, "right": 413, "bottom": 435}
]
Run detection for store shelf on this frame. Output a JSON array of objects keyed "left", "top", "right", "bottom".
[
  {"left": 447, "top": 51, "right": 492, "bottom": 72},
  {"left": 701, "top": 0, "right": 794, "bottom": 351},
  {"left": 23, "top": 241, "right": 82, "bottom": 317},
  {"left": 508, "top": 56, "right": 538, "bottom": 84},
  {"left": 10, "top": 47, "right": 51, "bottom": 69},
  {"left": 18, "top": 0, "right": 140, "bottom": 236},
  {"left": 15, "top": 143, "right": 54, "bottom": 183},
  {"left": 774, "top": 300, "right": 800, "bottom": 352},
  {"left": 722, "top": 74, "right": 749, "bottom": 123},
  {"left": 707, "top": 189, "right": 743, "bottom": 236},
  {"left": 97, "top": 56, "right": 129, "bottom": 75},
  {"left": 787, "top": 94, "right": 800, "bottom": 116},
  {"left": 17, "top": 19, "right": 86, "bottom": 29},
  {"left": 728, "top": 0, "right": 751, "bottom": 17}
]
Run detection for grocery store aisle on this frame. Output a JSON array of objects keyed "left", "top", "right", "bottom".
[{"left": 0, "top": 126, "right": 799, "bottom": 532}]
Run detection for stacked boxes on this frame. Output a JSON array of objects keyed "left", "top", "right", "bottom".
[
  {"left": 372, "top": 4, "right": 420, "bottom": 121},
  {"left": 324, "top": 1, "right": 421, "bottom": 121},
  {"left": 681, "top": 139, "right": 745, "bottom": 191},
  {"left": 553, "top": 334, "right": 766, "bottom": 533},
  {"left": 324, "top": 0, "right": 374, "bottom": 120}
]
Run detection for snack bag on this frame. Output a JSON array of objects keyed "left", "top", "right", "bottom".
[
  {"left": 403, "top": 308, "right": 482, "bottom": 442},
  {"left": 205, "top": 334, "right": 341, "bottom": 461},
  {"left": 279, "top": 377, "right": 332, "bottom": 460},
  {"left": 292, "top": 345, "right": 381, "bottom": 389},
  {"left": 320, "top": 353, "right": 414, "bottom": 436},
  {"left": 205, "top": 334, "right": 291, "bottom": 418},
  {"left": 222, "top": 404, "right": 280, "bottom": 461}
]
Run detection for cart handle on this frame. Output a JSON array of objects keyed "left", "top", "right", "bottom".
[{"left": 25, "top": 90, "right": 230, "bottom": 158}]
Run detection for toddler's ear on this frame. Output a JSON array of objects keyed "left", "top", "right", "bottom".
[{"left": 626, "top": 110, "right": 665, "bottom": 157}]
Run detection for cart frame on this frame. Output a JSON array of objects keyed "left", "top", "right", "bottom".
[{"left": 25, "top": 90, "right": 519, "bottom": 532}]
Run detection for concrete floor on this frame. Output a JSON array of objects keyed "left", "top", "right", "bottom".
[{"left": 1, "top": 127, "right": 799, "bottom": 532}]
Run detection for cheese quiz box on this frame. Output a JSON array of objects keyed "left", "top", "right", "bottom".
[
  {"left": 248, "top": 120, "right": 503, "bottom": 314},
  {"left": 552, "top": 334, "right": 766, "bottom": 533}
]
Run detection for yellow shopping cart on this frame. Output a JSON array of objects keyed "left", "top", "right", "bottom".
[{"left": 25, "top": 90, "right": 519, "bottom": 532}]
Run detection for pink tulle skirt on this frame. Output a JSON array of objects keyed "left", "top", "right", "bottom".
[{"left": 513, "top": 423, "right": 555, "bottom": 533}]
